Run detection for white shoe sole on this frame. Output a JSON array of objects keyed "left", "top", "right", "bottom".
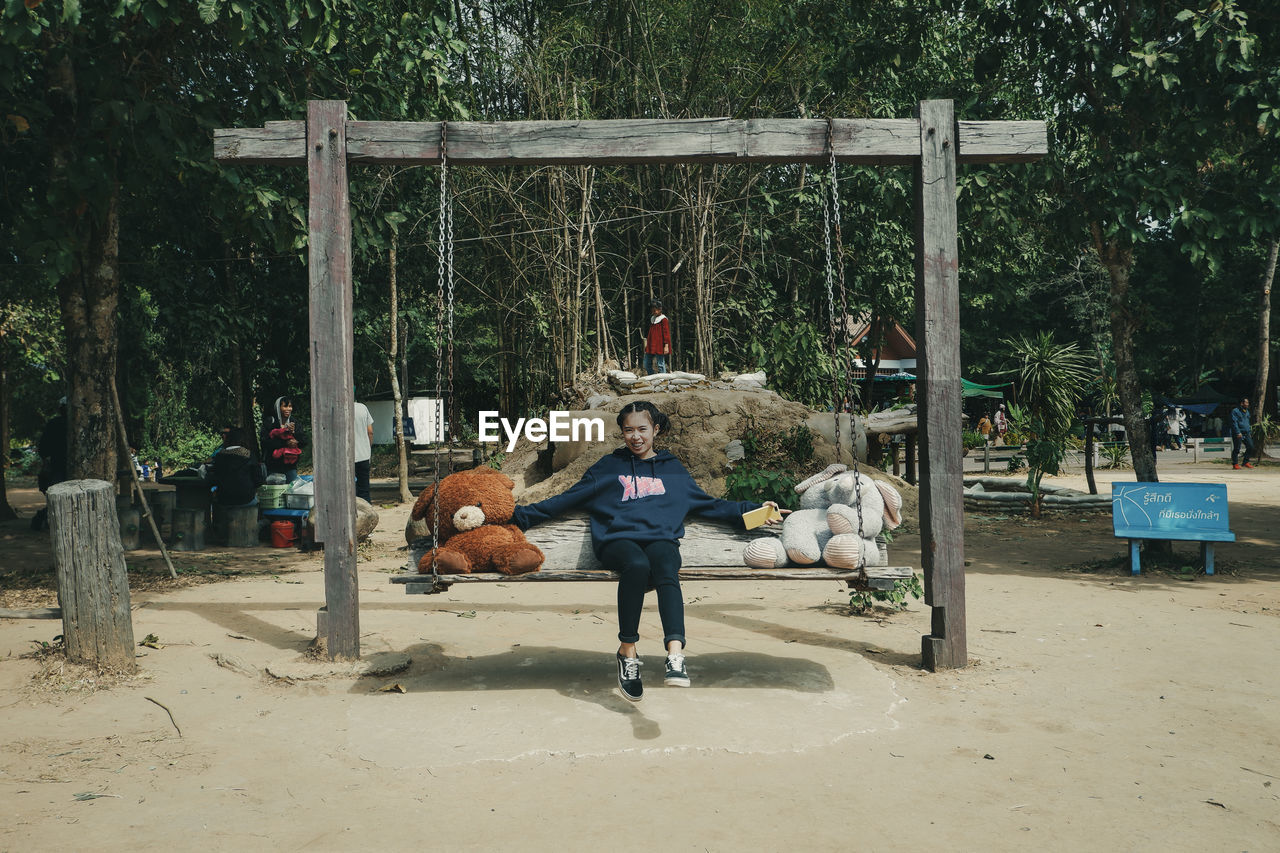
[
  {"left": 617, "top": 686, "right": 643, "bottom": 702},
  {"left": 664, "top": 676, "right": 690, "bottom": 687}
]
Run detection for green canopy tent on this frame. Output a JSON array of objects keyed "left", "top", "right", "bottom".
[{"left": 961, "top": 379, "right": 1007, "bottom": 399}]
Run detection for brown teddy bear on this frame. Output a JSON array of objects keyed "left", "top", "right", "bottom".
[{"left": 411, "top": 467, "right": 545, "bottom": 575}]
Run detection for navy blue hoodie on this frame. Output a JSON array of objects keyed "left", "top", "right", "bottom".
[{"left": 512, "top": 447, "right": 762, "bottom": 556}]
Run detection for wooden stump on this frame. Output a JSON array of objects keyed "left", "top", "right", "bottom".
[
  {"left": 224, "top": 505, "right": 259, "bottom": 547},
  {"left": 47, "top": 480, "right": 136, "bottom": 672},
  {"left": 172, "top": 507, "right": 206, "bottom": 551}
]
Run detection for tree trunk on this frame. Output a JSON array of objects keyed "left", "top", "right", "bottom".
[
  {"left": 223, "top": 242, "right": 256, "bottom": 457},
  {"left": 1095, "top": 225, "right": 1168, "bottom": 555},
  {"left": 692, "top": 166, "right": 716, "bottom": 375},
  {"left": 0, "top": 328, "right": 15, "bottom": 520},
  {"left": 49, "top": 52, "right": 119, "bottom": 483},
  {"left": 860, "top": 313, "right": 886, "bottom": 412},
  {"left": 1253, "top": 236, "right": 1277, "bottom": 419},
  {"left": 387, "top": 236, "right": 413, "bottom": 503},
  {"left": 59, "top": 188, "right": 121, "bottom": 483},
  {"left": 1094, "top": 228, "right": 1155, "bottom": 481}
]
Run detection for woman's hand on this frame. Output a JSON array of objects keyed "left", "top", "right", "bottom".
[{"left": 762, "top": 500, "right": 789, "bottom": 526}]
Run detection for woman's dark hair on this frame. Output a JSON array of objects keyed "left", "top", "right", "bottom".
[
  {"left": 278, "top": 395, "right": 294, "bottom": 408},
  {"left": 649, "top": 299, "right": 663, "bottom": 309},
  {"left": 616, "top": 400, "right": 671, "bottom": 435}
]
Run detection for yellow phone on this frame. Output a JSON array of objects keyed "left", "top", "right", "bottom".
[{"left": 742, "top": 504, "right": 783, "bottom": 530}]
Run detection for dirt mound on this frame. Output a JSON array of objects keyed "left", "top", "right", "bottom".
[{"left": 500, "top": 388, "right": 918, "bottom": 524}]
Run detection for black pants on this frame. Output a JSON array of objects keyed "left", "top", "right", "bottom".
[
  {"left": 600, "top": 539, "right": 685, "bottom": 649},
  {"left": 1232, "top": 433, "right": 1254, "bottom": 465},
  {"left": 354, "top": 459, "right": 371, "bottom": 502}
]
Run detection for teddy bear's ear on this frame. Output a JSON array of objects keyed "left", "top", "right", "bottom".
[
  {"left": 410, "top": 484, "right": 437, "bottom": 521},
  {"left": 794, "top": 463, "right": 848, "bottom": 494},
  {"left": 875, "top": 481, "right": 903, "bottom": 528},
  {"left": 475, "top": 467, "right": 515, "bottom": 490}
]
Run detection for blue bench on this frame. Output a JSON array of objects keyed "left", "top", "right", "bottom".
[{"left": 1112, "top": 482, "right": 1235, "bottom": 576}]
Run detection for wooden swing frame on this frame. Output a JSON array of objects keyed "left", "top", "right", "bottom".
[{"left": 215, "top": 101, "right": 1046, "bottom": 670}]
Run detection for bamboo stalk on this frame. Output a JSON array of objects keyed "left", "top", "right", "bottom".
[{"left": 109, "top": 376, "right": 176, "bottom": 579}]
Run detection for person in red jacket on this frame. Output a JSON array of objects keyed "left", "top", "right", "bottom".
[
  {"left": 644, "top": 299, "right": 671, "bottom": 375},
  {"left": 261, "top": 395, "right": 307, "bottom": 481}
]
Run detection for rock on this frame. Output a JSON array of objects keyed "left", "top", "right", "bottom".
[
  {"left": 725, "top": 439, "right": 745, "bottom": 462},
  {"left": 310, "top": 498, "right": 379, "bottom": 543},
  {"left": 585, "top": 393, "right": 615, "bottom": 409},
  {"left": 405, "top": 514, "right": 430, "bottom": 546},
  {"left": 356, "top": 498, "right": 379, "bottom": 541}
]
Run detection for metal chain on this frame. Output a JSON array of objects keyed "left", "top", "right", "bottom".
[
  {"left": 429, "top": 121, "right": 450, "bottom": 585},
  {"left": 820, "top": 122, "right": 841, "bottom": 465},
  {"left": 444, "top": 130, "right": 456, "bottom": 451},
  {"left": 826, "top": 119, "right": 866, "bottom": 555}
]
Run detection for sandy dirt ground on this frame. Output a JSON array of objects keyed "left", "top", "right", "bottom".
[{"left": 1, "top": 458, "right": 1278, "bottom": 852}]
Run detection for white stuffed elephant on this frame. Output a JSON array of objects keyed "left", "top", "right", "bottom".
[{"left": 744, "top": 464, "right": 903, "bottom": 570}]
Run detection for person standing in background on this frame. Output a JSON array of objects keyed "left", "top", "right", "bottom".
[
  {"left": 643, "top": 299, "right": 671, "bottom": 375},
  {"left": 977, "top": 413, "right": 993, "bottom": 446},
  {"left": 993, "top": 403, "right": 1009, "bottom": 446},
  {"left": 353, "top": 397, "right": 375, "bottom": 501},
  {"left": 1165, "top": 406, "right": 1184, "bottom": 450},
  {"left": 261, "top": 396, "right": 307, "bottom": 481},
  {"left": 1230, "top": 397, "right": 1254, "bottom": 469}
]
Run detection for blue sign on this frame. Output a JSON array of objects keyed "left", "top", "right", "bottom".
[{"left": 1111, "top": 482, "right": 1233, "bottom": 540}]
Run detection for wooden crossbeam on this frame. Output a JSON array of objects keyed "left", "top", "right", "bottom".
[{"left": 215, "top": 118, "right": 1046, "bottom": 167}]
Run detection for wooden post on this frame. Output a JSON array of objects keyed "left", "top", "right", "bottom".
[
  {"left": 308, "top": 100, "right": 360, "bottom": 660},
  {"left": 47, "top": 480, "right": 136, "bottom": 672},
  {"left": 904, "top": 434, "right": 918, "bottom": 485},
  {"left": 914, "top": 100, "right": 967, "bottom": 671},
  {"left": 1084, "top": 426, "right": 1097, "bottom": 495}
]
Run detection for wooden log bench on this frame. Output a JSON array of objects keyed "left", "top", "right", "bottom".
[
  {"left": 390, "top": 513, "right": 913, "bottom": 594},
  {"left": 171, "top": 507, "right": 206, "bottom": 551},
  {"left": 219, "top": 504, "right": 260, "bottom": 547},
  {"left": 1112, "top": 482, "right": 1235, "bottom": 576}
]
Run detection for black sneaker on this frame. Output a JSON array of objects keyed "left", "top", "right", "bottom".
[
  {"left": 616, "top": 653, "right": 643, "bottom": 702},
  {"left": 664, "top": 653, "right": 690, "bottom": 687}
]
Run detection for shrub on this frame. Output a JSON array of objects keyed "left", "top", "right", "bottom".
[{"left": 849, "top": 572, "right": 923, "bottom": 614}]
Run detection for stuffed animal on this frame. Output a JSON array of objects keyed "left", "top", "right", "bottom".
[
  {"left": 743, "top": 463, "right": 903, "bottom": 570},
  {"left": 411, "top": 467, "right": 545, "bottom": 575},
  {"left": 267, "top": 427, "right": 303, "bottom": 466}
]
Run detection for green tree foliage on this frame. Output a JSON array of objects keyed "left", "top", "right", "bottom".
[
  {"left": 1, "top": 0, "right": 466, "bottom": 476},
  {"left": 0, "top": 0, "right": 1275, "bottom": 488},
  {"left": 959, "top": 0, "right": 1280, "bottom": 482}
]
